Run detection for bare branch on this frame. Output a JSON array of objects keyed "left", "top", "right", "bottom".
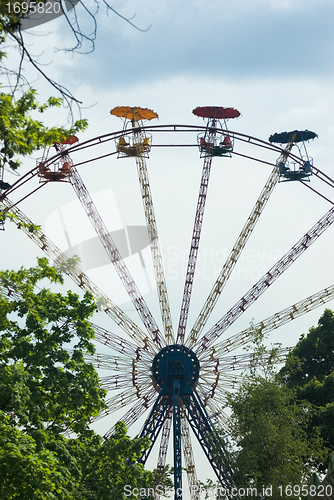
[
  {"left": 1, "top": 1, "right": 151, "bottom": 123},
  {"left": 101, "top": 0, "right": 152, "bottom": 33},
  {"left": 9, "top": 29, "right": 82, "bottom": 104}
]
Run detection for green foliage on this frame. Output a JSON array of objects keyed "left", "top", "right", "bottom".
[
  {"left": 280, "top": 309, "right": 334, "bottom": 388},
  {"left": 0, "top": 412, "right": 166, "bottom": 500},
  {"left": 279, "top": 309, "right": 334, "bottom": 469},
  {"left": 0, "top": 258, "right": 106, "bottom": 435},
  {"left": 0, "top": 259, "right": 102, "bottom": 498},
  {"left": 0, "top": 89, "right": 87, "bottom": 172},
  {"left": 73, "top": 422, "right": 173, "bottom": 500},
  {"left": 226, "top": 323, "right": 329, "bottom": 498},
  {"left": 57, "top": 256, "right": 82, "bottom": 274},
  {"left": 0, "top": 412, "right": 76, "bottom": 500},
  {"left": 228, "top": 378, "right": 323, "bottom": 497},
  {"left": 0, "top": 259, "right": 171, "bottom": 499}
]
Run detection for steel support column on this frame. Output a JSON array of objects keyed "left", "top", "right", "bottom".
[{"left": 173, "top": 378, "right": 183, "bottom": 499}]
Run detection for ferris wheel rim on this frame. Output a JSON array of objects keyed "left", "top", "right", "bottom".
[
  {"left": 1, "top": 117, "right": 334, "bottom": 498},
  {"left": 3, "top": 123, "right": 331, "bottom": 207}
]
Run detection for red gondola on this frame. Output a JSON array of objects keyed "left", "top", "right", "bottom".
[
  {"left": 193, "top": 106, "right": 240, "bottom": 120},
  {"left": 193, "top": 106, "right": 241, "bottom": 158}
]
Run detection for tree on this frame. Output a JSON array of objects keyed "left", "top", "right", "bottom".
[
  {"left": 0, "top": 1, "right": 150, "bottom": 108},
  {"left": 0, "top": 89, "right": 87, "bottom": 174},
  {"left": 279, "top": 309, "right": 334, "bottom": 470},
  {"left": 0, "top": 414, "right": 80, "bottom": 500},
  {"left": 226, "top": 330, "right": 328, "bottom": 499},
  {"left": 0, "top": 258, "right": 103, "bottom": 498},
  {"left": 0, "top": 257, "right": 105, "bottom": 434},
  {"left": 0, "top": 15, "right": 87, "bottom": 187},
  {"left": 0, "top": 259, "right": 171, "bottom": 499},
  {"left": 0, "top": 1, "right": 149, "bottom": 197},
  {"left": 228, "top": 378, "right": 324, "bottom": 498},
  {"left": 0, "top": 27, "right": 87, "bottom": 220},
  {"left": 73, "top": 422, "right": 172, "bottom": 500}
]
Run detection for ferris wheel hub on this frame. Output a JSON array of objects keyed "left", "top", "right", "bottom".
[{"left": 151, "top": 344, "right": 200, "bottom": 395}]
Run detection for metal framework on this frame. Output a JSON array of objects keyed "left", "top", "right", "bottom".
[
  {"left": 1, "top": 114, "right": 333, "bottom": 500},
  {"left": 176, "top": 141, "right": 214, "bottom": 344},
  {"left": 0, "top": 197, "right": 157, "bottom": 353},
  {"left": 111, "top": 109, "right": 175, "bottom": 345},
  {"left": 186, "top": 163, "right": 279, "bottom": 348},
  {"left": 70, "top": 165, "right": 165, "bottom": 349},
  {"left": 181, "top": 409, "right": 199, "bottom": 500},
  {"left": 194, "top": 203, "right": 334, "bottom": 356}
]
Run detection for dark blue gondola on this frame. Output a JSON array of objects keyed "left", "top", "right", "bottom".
[{"left": 269, "top": 129, "right": 317, "bottom": 182}]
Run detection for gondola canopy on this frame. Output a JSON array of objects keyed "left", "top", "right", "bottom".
[
  {"left": 110, "top": 106, "right": 158, "bottom": 121},
  {"left": 192, "top": 106, "right": 240, "bottom": 120},
  {"left": 269, "top": 130, "right": 317, "bottom": 144}
]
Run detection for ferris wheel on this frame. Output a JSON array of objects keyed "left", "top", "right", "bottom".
[{"left": 1, "top": 106, "right": 334, "bottom": 500}]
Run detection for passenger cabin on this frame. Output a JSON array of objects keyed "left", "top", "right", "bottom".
[
  {"left": 277, "top": 159, "right": 313, "bottom": 183},
  {"left": 192, "top": 106, "right": 240, "bottom": 159},
  {"left": 37, "top": 136, "right": 78, "bottom": 182},
  {"left": 116, "top": 133, "right": 152, "bottom": 158},
  {"left": 269, "top": 129, "right": 317, "bottom": 183},
  {"left": 197, "top": 133, "right": 233, "bottom": 158},
  {"left": 110, "top": 106, "right": 158, "bottom": 160},
  {"left": 37, "top": 160, "right": 72, "bottom": 182}
]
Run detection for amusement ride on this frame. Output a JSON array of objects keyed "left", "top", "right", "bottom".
[{"left": 1, "top": 106, "right": 334, "bottom": 500}]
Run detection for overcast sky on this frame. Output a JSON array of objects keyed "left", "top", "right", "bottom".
[{"left": 2, "top": 0, "right": 334, "bottom": 491}]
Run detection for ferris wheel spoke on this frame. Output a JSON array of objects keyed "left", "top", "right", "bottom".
[
  {"left": 70, "top": 167, "right": 165, "bottom": 349},
  {"left": 135, "top": 153, "right": 175, "bottom": 345},
  {"left": 211, "top": 386, "right": 242, "bottom": 413},
  {"left": 194, "top": 204, "right": 334, "bottom": 356},
  {"left": 176, "top": 153, "right": 214, "bottom": 344},
  {"left": 197, "top": 383, "right": 237, "bottom": 421},
  {"left": 66, "top": 349, "right": 148, "bottom": 371},
  {"left": 204, "top": 402, "right": 232, "bottom": 435},
  {"left": 177, "top": 107, "right": 241, "bottom": 344},
  {"left": 110, "top": 108, "right": 174, "bottom": 345},
  {"left": 199, "top": 373, "right": 242, "bottom": 392},
  {"left": 91, "top": 381, "right": 152, "bottom": 422},
  {"left": 89, "top": 322, "right": 153, "bottom": 361},
  {"left": 180, "top": 408, "right": 200, "bottom": 500},
  {"left": 196, "top": 384, "right": 232, "bottom": 434},
  {"left": 200, "top": 283, "right": 334, "bottom": 361},
  {"left": 201, "top": 347, "right": 291, "bottom": 372},
  {"left": 103, "top": 387, "right": 156, "bottom": 440},
  {"left": 99, "top": 372, "right": 150, "bottom": 390},
  {"left": 186, "top": 165, "right": 279, "bottom": 348},
  {"left": 0, "top": 197, "right": 158, "bottom": 354}
]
